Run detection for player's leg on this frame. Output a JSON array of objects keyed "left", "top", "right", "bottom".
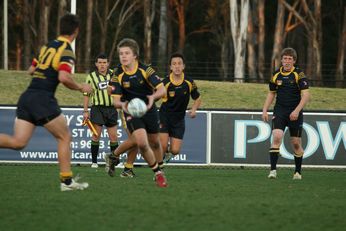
[
  {"left": 289, "top": 115, "right": 304, "bottom": 180},
  {"left": 268, "top": 116, "right": 286, "bottom": 179},
  {"left": 159, "top": 132, "right": 169, "bottom": 154},
  {"left": 132, "top": 128, "right": 167, "bottom": 187},
  {"left": 105, "top": 107, "right": 119, "bottom": 156},
  {"left": 44, "top": 114, "right": 88, "bottom": 191},
  {"left": 120, "top": 146, "right": 138, "bottom": 178},
  {"left": 169, "top": 137, "right": 183, "bottom": 155},
  {"left": 148, "top": 132, "right": 164, "bottom": 168},
  {"left": 0, "top": 118, "right": 35, "bottom": 150},
  {"left": 106, "top": 125, "right": 119, "bottom": 156},
  {"left": 163, "top": 119, "right": 185, "bottom": 164},
  {"left": 90, "top": 124, "right": 102, "bottom": 168}
]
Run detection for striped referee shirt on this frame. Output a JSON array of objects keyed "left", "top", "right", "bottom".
[{"left": 84, "top": 70, "right": 113, "bottom": 106}]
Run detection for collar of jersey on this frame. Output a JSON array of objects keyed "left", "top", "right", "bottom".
[
  {"left": 122, "top": 61, "right": 138, "bottom": 75},
  {"left": 169, "top": 72, "right": 185, "bottom": 86},
  {"left": 57, "top": 36, "right": 71, "bottom": 44},
  {"left": 96, "top": 70, "right": 110, "bottom": 77},
  {"left": 279, "top": 66, "right": 295, "bottom": 76}
]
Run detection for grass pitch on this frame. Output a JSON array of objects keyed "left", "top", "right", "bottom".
[{"left": 0, "top": 165, "right": 345, "bottom": 231}]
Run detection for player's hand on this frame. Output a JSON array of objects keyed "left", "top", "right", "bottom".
[
  {"left": 147, "top": 95, "right": 154, "bottom": 110},
  {"left": 188, "top": 109, "right": 197, "bottom": 118},
  {"left": 83, "top": 111, "right": 89, "bottom": 120},
  {"left": 122, "top": 101, "right": 129, "bottom": 114},
  {"left": 262, "top": 111, "right": 269, "bottom": 122},
  {"left": 80, "top": 83, "right": 92, "bottom": 94},
  {"left": 290, "top": 110, "right": 299, "bottom": 121}
]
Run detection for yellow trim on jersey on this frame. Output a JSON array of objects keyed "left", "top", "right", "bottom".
[
  {"left": 161, "top": 82, "right": 171, "bottom": 103},
  {"left": 122, "top": 61, "right": 138, "bottom": 75},
  {"left": 279, "top": 66, "right": 295, "bottom": 76},
  {"left": 155, "top": 82, "right": 164, "bottom": 89},
  {"left": 57, "top": 36, "right": 71, "bottom": 44},
  {"left": 117, "top": 72, "right": 125, "bottom": 85},
  {"left": 293, "top": 72, "right": 299, "bottom": 83},
  {"left": 271, "top": 72, "right": 280, "bottom": 83},
  {"left": 185, "top": 79, "right": 193, "bottom": 93},
  {"left": 169, "top": 73, "right": 184, "bottom": 86},
  {"left": 52, "top": 42, "right": 68, "bottom": 70}
]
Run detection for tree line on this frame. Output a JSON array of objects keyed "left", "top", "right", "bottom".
[{"left": 1, "top": 0, "right": 345, "bottom": 87}]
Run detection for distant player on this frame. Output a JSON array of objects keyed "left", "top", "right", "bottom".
[
  {"left": 0, "top": 14, "right": 92, "bottom": 191},
  {"left": 105, "top": 38, "right": 167, "bottom": 187},
  {"left": 83, "top": 53, "right": 119, "bottom": 168},
  {"left": 262, "top": 47, "right": 310, "bottom": 180},
  {"left": 160, "top": 52, "right": 201, "bottom": 163}
]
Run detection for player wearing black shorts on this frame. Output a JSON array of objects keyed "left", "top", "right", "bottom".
[
  {"left": 105, "top": 38, "right": 168, "bottom": 187},
  {"left": 0, "top": 14, "right": 92, "bottom": 191},
  {"left": 83, "top": 53, "right": 119, "bottom": 168},
  {"left": 262, "top": 47, "right": 310, "bottom": 180},
  {"left": 159, "top": 53, "right": 201, "bottom": 163}
]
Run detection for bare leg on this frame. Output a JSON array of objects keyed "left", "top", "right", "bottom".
[
  {"left": 0, "top": 118, "right": 35, "bottom": 150},
  {"left": 169, "top": 137, "right": 183, "bottom": 155},
  {"left": 132, "top": 129, "right": 156, "bottom": 166},
  {"left": 44, "top": 114, "right": 72, "bottom": 173},
  {"left": 159, "top": 132, "right": 169, "bottom": 154},
  {"left": 148, "top": 133, "right": 163, "bottom": 163}
]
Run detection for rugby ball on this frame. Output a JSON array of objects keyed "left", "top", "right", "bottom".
[{"left": 127, "top": 98, "right": 147, "bottom": 118}]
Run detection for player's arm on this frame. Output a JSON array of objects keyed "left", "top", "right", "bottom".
[
  {"left": 188, "top": 96, "right": 201, "bottom": 118},
  {"left": 27, "top": 58, "right": 38, "bottom": 75},
  {"left": 290, "top": 89, "right": 310, "bottom": 121},
  {"left": 147, "top": 84, "right": 166, "bottom": 110},
  {"left": 262, "top": 91, "right": 276, "bottom": 122},
  {"left": 82, "top": 76, "right": 92, "bottom": 119},
  {"left": 58, "top": 70, "right": 92, "bottom": 93}
]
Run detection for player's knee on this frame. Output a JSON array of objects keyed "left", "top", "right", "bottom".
[
  {"left": 294, "top": 151, "right": 304, "bottom": 157},
  {"left": 170, "top": 147, "right": 180, "bottom": 155},
  {"left": 12, "top": 140, "right": 27, "bottom": 150},
  {"left": 137, "top": 143, "right": 150, "bottom": 153},
  {"left": 150, "top": 141, "right": 161, "bottom": 151}
]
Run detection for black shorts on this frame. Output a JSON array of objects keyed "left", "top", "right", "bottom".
[
  {"left": 272, "top": 112, "right": 303, "bottom": 137},
  {"left": 16, "top": 89, "right": 61, "bottom": 126},
  {"left": 90, "top": 105, "right": 118, "bottom": 127},
  {"left": 125, "top": 108, "right": 160, "bottom": 134},
  {"left": 159, "top": 112, "right": 185, "bottom": 139}
]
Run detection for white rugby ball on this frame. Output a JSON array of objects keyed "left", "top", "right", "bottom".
[{"left": 127, "top": 98, "right": 148, "bottom": 118}]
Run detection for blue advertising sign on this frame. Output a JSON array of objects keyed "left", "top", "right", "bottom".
[
  {"left": 0, "top": 107, "right": 207, "bottom": 164},
  {"left": 210, "top": 111, "right": 346, "bottom": 166}
]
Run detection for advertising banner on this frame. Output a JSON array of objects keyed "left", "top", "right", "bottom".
[
  {"left": 0, "top": 107, "right": 207, "bottom": 164},
  {"left": 211, "top": 111, "right": 346, "bottom": 166}
]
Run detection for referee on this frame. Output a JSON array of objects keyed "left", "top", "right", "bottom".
[{"left": 83, "top": 53, "right": 119, "bottom": 168}]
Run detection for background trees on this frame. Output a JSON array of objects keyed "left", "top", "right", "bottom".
[{"left": 1, "top": 0, "right": 345, "bottom": 87}]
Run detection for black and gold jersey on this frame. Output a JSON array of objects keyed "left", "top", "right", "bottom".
[
  {"left": 160, "top": 72, "right": 200, "bottom": 120},
  {"left": 28, "top": 36, "right": 76, "bottom": 93},
  {"left": 109, "top": 61, "right": 163, "bottom": 109},
  {"left": 269, "top": 66, "right": 309, "bottom": 109},
  {"left": 84, "top": 70, "right": 113, "bottom": 106}
]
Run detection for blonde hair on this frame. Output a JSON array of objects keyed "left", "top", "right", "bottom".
[
  {"left": 117, "top": 38, "right": 139, "bottom": 58},
  {"left": 281, "top": 47, "right": 297, "bottom": 61}
]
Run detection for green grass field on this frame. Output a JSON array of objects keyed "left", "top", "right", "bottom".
[{"left": 0, "top": 165, "right": 346, "bottom": 231}]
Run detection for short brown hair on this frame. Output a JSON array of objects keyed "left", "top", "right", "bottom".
[
  {"left": 117, "top": 38, "right": 139, "bottom": 58},
  {"left": 60, "top": 14, "right": 80, "bottom": 36},
  {"left": 281, "top": 47, "right": 297, "bottom": 61}
]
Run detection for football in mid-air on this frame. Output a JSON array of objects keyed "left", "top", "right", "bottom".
[{"left": 127, "top": 98, "right": 147, "bottom": 118}]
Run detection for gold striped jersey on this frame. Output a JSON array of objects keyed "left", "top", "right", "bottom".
[
  {"left": 29, "top": 36, "right": 75, "bottom": 93},
  {"left": 269, "top": 66, "right": 309, "bottom": 109},
  {"left": 84, "top": 70, "right": 113, "bottom": 106},
  {"left": 160, "top": 72, "right": 200, "bottom": 120},
  {"left": 109, "top": 61, "right": 163, "bottom": 109}
]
